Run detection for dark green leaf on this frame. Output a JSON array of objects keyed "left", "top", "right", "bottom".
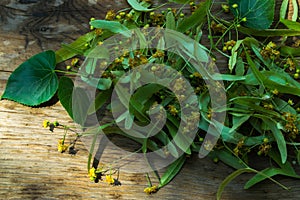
[
  {"left": 229, "top": 0, "right": 275, "bottom": 30},
  {"left": 215, "top": 149, "right": 247, "bottom": 169},
  {"left": 87, "top": 88, "right": 112, "bottom": 115},
  {"left": 72, "top": 87, "right": 91, "bottom": 126},
  {"left": 2, "top": 50, "right": 58, "bottom": 106},
  {"left": 158, "top": 155, "right": 186, "bottom": 188},
  {"left": 280, "top": 46, "right": 300, "bottom": 56},
  {"left": 166, "top": 121, "right": 192, "bottom": 155},
  {"left": 261, "top": 118, "right": 287, "bottom": 163},
  {"left": 58, "top": 76, "right": 74, "bottom": 119},
  {"left": 177, "top": 0, "right": 210, "bottom": 33}
]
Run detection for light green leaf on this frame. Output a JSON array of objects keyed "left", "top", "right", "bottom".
[
  {"left": 55, "top": 32, "right": 96, "bottom": 63},
  {"left": 166, "top": 11, "right": 176, "bottom": 30},
  {"left": 280, "top": 0, "right": 289, "bottom": 19},
  {"left": 127, "top": 0, "right": 163, "bottom": 12},
  {"left": 280, "top": 18, "right": 300, "bottom": 31},
  {"left": 90, "top": 20, "right": 130, "bottom": 37},
  {"left": 228, "top": 40, "right": 243, "bottom": 72},
  {"left": 2, "top": 50, "right": 58, "bottom": 106},
  {"left": 158, "top": 155, "right": 186, "bottom": 188},
  {"left": 212, "top": 74, "right": 246, "bottom": 81},
  {"left": 229, "top": 0, "right": 275, "bottom": 30}
]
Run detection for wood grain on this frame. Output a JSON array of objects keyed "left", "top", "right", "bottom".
[{"left": 1, "top": 0, "right": 300, "bottom": 199}]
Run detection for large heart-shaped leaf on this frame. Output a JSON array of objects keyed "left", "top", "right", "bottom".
[
  {"left": 1, "top": 50, "right": 58, "bottom": 106},
  {"left": 229, "top": 0, "right": 275, "bottom": 30}
]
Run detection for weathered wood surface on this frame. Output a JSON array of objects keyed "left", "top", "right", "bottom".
[{"left": 1, "top": 0, "right": 300, "bottom": 199}]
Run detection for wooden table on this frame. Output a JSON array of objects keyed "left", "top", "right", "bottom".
[{"left": 1, "top": 0, "right": 300, "bottom": 199}]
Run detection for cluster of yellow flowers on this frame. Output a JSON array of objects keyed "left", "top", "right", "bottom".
[
  {"left": 57, "top": 139, "right": 69, "bottom": 153},
  {"left": 144, "top": 185, "right": 158, "bottom": 194},
  {"left": 260, "top": 41, "right": 280, "bottom": 60},
  {"left": 222, "top": 40, "right": 236, "bottom": 52},
  {"left": 283, "top": 112, "right": 299, "bottom": 139}
]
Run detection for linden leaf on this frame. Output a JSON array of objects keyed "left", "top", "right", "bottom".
[
  {"left": 229, "top": 0, "right": 275, "bottom": 30},
  {"left": 2, "top": 50, "right": 58, "bottom": 106}
]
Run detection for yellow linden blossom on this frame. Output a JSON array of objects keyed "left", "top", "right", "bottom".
[
  {"left": 272, "top": 89, "right": 279, "bottom": 95},
  {"left": 105, "top": 175, "right": 115, "bottom": 185},
  {"left": 144, "top": 185, "right": 158, "bottom": 194},
  {"left": 43, "top": 120, "right": 50, "bottom": 128},
  {"left": 288, "top": 99, "right": 294, "bottom": 105},
  {"left": 88, "top": 167, "right": 97, "bottom": 181},
  {"left": 168, "top": 105, "right": 178, "bottom": 116},
  {"left": 57, "top": 139, "right": 69, "bottom": 153},
  {"left": 105, "top": 10, "right": 116, "bottom": 20}
]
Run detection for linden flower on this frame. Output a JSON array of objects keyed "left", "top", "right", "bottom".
[
  {"left": 168, "top": 105, "right": 178, "bottom": 116},
  {"left": 43, "top": 120, "right": 50, "bottom": 128},
  {"left": 88, "top": 167, "right": 97, "bottom": 181},
  {"left": 57, "top": 139, "right": 69, "bottom": 153},
  {"left": 144, "top": 185, "right": 158, "bottom": 194},
  {"left": 288, "top": 99, "right": 294, "bottom": 105},
  {"left": 105, "top": 10, "right": 116, "bottom": 20},
  {"left": 105, "top": 175, "right": 115, "bottom": 185}
]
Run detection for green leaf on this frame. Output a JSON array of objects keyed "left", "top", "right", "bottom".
[
  {"left": 2, "top": 50, "right": 58, "bottom": 106},
  {"left": 177, "top": 0, "right": 210, "bottom": 33},
  {"left": 244, "top": 167, "right": 294, "bottom": 189},
  {"left": 72, "top": 87, "right": 91, "bottom": 126},
  {"left": 90, "top": 20, "right": 131, "bottom": 37},
  {"left": 87, "top": 88, "right": 112, "bottom": 115},
  {"left": 168, "top": 0, "right": 189, "bottom": 3},
  {"left": 228, "top": 0, "right": 275, "bottom": 30},
  {"left": 280, "top": 0, "right": 289, "bottom": 19},
  {"left": 280, "top": 45, "right": 300, "bottom": 56},
  {"left": 261, "top": 118, "right": 287, "bottom": 163},
  {"left": 268, "top": 149, "right": 297, "bottom": 175},
  {"left": 166, "top": 121, "right": 192, "bottom": 155},
  {"left": 158, "top": 155, "right": 186, "bottom": 188},
  {"left": 214, "top": 149, "right": 247, "bottom": 169},
  {"left": 212, "top": 74, "right": 246, "bottom": 81},
  {"left": 280, "top": 18, "right": 300, "bottom": 31},
  {"left": 58, "top": 76, "right": 74, "bottom": 119},
  {"left": 166, "top": 11, "right": 176, "bottom": 30},
  {"left": 55, "top": 32, "right": 96, "bottom": 63},
  {"left": 228, "top": 40, "right": 243, "bottom": 72},
  {"left": 217, "top": 168, "right": 254, "bottom": 200},
  {"left": 90, "top": 20, "right": 130, "bottom": 37},
  {"left": 127, "top": 0, "right": 153, "bottom": 11}
]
